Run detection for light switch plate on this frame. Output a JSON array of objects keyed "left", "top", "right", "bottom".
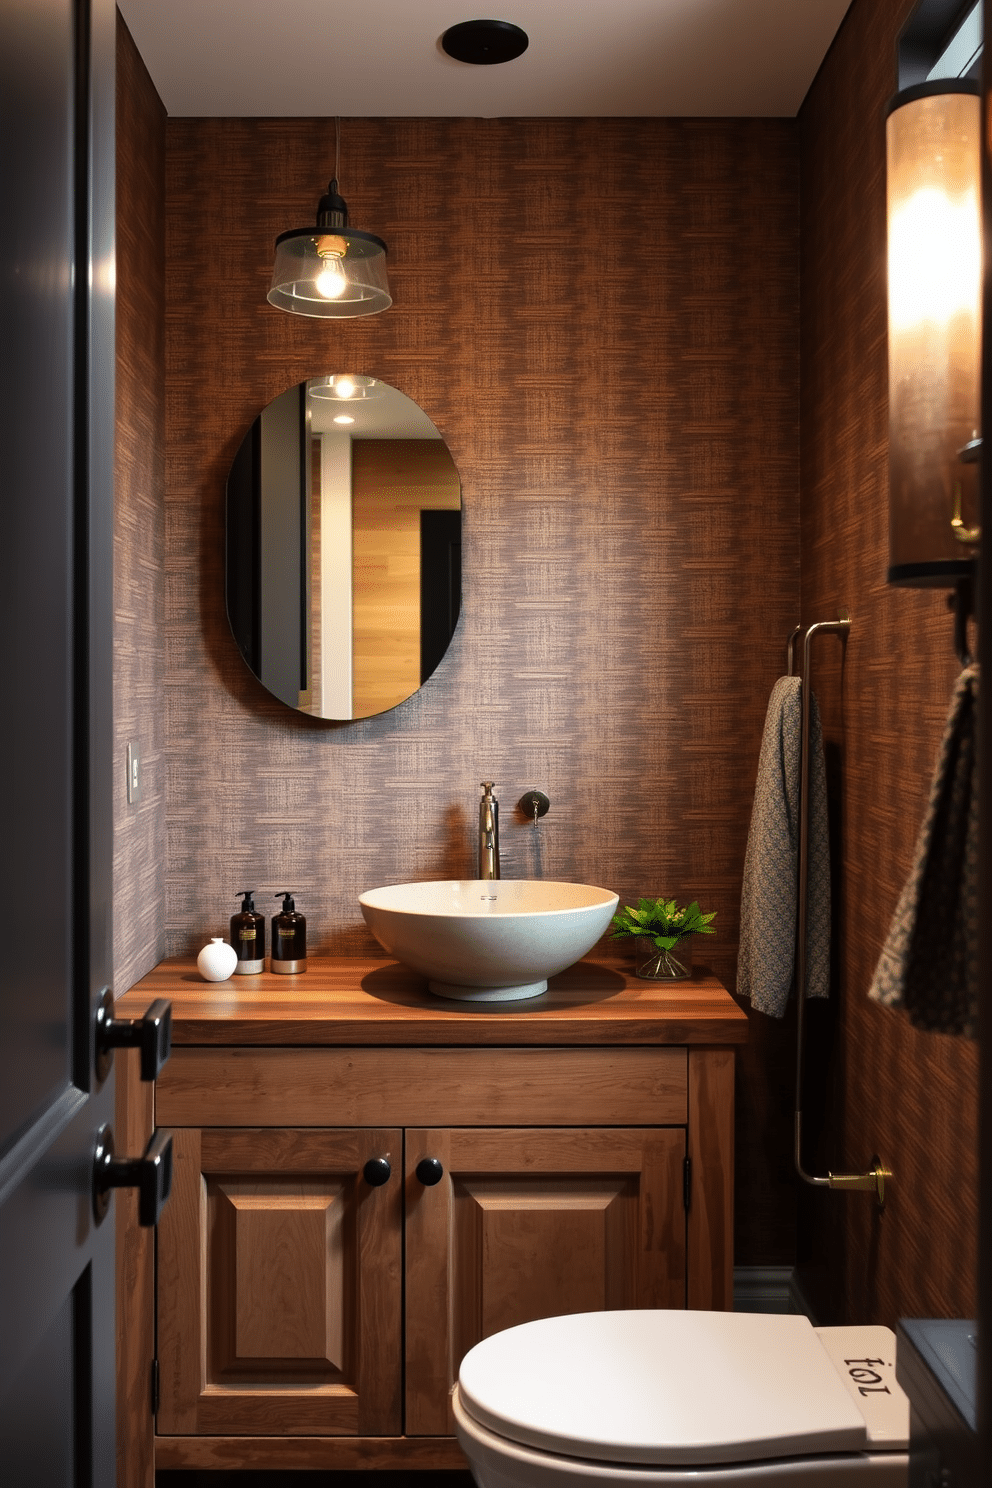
[{"left": 126, "top": 742, "right": 140, "bottom": 805}]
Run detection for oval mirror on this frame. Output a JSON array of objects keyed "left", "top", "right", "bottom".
[{"left": 226, "top": 376, "right": 462, "bottom": 720}]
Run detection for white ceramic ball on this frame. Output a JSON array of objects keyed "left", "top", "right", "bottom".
[{"left": 197, "top": 937, "right": 238, "bottom": 982}]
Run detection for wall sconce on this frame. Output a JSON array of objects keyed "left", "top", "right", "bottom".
[
  {"left": 268, "top": 124, "right": 390, "bottom": 320},
  {"left": 886, "top": 78, "right": 981, "bottom": 612}
]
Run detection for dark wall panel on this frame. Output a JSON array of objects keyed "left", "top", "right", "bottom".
[{"left": 798, "top": 0, "right": 980, "bottom": 1324}]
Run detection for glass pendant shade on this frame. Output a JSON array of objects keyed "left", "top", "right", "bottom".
[
  {"left": 885, "top": 80, "right": 981, "bottom": 586},
  {"left": 268, "top": 226, "right": 390, "bottom": 317},
  {"left": 308, "top": 374, "right": 381, "bottom": 401},
  {"left": 268, "top": 178, "right": 390, "bottom": 319}
]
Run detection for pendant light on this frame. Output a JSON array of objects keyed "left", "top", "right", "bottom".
[
  {"left": 268, "top": 120, "right": 391, "bottom": 319},
  {"left": 885, "top": 78, "right": 981, "bottom": 587},
  {"left": 308, "top": 374, "right": 381, "bottom": 401}
]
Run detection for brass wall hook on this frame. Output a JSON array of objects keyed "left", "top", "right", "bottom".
[{"left": 826, "top": 1155, "right": 892, "bottom": 1211}]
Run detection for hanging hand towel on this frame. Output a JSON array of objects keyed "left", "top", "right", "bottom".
[
  {"left": 738, "top": 675, "right": 831, "bottom": 1018},
  {"left": 868, "top": 664, "right": 978, "bottom": 1039}
]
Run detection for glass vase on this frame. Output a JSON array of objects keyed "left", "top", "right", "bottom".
[{"left": 635, "top": 935, "right": 692, "bottom": 981}]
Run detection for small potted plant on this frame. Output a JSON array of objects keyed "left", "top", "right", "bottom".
[{"left": 610, "top": 896, "right": 716, "bottom": 981}]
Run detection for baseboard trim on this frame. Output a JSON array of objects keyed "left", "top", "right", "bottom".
[
  {"left": 733, "top": 1266, "right": 815, "bottom": 1318},
  {"left": 788, "top": 1270, "right": 819, "bottom": 1322}
]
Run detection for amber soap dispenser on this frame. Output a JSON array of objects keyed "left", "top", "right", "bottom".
[
  {"left": 230, "top": 889, "right": 265, "bottom": 974},
  {"left": 271, "top": 892, "right": 306, "bottom": 974}
]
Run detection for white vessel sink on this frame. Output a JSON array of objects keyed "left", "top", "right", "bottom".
[{"left": 359, "top": 880, "right": 619, "bottom": 1002}]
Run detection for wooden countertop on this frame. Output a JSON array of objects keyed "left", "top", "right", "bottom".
[{"left": 116, "top": 955, "right": 748, "bottom": 1047}]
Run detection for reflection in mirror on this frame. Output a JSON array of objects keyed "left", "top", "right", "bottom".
[{"left": 226, "top": 377, "right": 461, "bottom": 720}]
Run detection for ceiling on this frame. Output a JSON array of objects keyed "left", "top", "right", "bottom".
[{"left": 116, "top": 0, "right": 854, "bottom": 119}]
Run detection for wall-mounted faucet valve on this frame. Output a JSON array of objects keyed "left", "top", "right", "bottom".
[{"left": 519, "top": 789, "right": 550, "bottom": 825}]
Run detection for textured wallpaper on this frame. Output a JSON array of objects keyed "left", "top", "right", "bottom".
[
  {"left": 162, "top": 115, "right": 800, "bottom": 976},
  {"left": 113, "top": 18, "right": 166, "bottom": 998},
  {"left": 119, "top": 80, "right": 806, "bottom": 1265},
  {"left": 797, "top": 0, "right": 980, "bottom": 1323},
  {"left": 154, "top": 114, "right": 803, "bottom": 1266}
]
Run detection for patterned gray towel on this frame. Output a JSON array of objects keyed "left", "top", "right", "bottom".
[
  {"left": 869, "top": 665, "right": 978, "bottom": 1039},
  {"left": 738, "top": 675, "right": 830, "bottom": 1018}
]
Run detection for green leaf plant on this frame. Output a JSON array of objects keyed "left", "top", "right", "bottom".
[{"left": 610, "top": 896, "right": 716, "bottom": 952}]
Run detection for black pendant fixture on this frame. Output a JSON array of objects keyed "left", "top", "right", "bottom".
[
  {"left": 441, "top": 18, "right": 529, "bottom": 65},
  {"left": 268, "top": 121, "right": 390, "bottom": 319}
]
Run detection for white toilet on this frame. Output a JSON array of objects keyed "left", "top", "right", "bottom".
[{"left": 453, "top": 1310, "right": 910, "bottom": 1487}]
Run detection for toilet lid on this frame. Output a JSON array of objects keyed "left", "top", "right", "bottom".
[{"left": 457, "top": 1311, "right": 869, "bottom": 1467}]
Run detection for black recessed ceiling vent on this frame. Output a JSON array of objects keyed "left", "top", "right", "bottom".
[{"left": 441, "top": 18, "right": 529, "bottom": 65}]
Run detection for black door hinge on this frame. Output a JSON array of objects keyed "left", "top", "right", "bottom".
[
  {"left": 683, "top": 1156, "right": 692, "bottom": 1212},
  {"left": 151, "top": 1357, "right": 160, "bottom": 1416}
]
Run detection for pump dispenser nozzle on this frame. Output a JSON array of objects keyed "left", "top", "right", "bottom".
[
  {"left": 272, "top": 893, "right": 306, "bottom": 974},
  {"left": 231, "top": 889, "right": 264, "bottom": 974}
]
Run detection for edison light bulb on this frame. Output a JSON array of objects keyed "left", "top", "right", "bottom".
[
  {"left": 888, "top": 185, "right": 980, "bottom": 332},
  {"left": 333, "top": 376, "right": 356, "bottom": 398},
  {"left": 315, "top": 254, "right": 347, "bottom": 299}
]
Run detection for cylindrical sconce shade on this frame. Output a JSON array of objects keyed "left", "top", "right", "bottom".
[
  {"left": 268, "top": 226, "right": 391, "bottom": 318},
  {"left": 886, "top": 80, "right": 981, "bottom": 586}
]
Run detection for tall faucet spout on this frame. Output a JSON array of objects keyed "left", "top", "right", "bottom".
[{"left": 479, "top": 782, "right": 500, "bottom": 880}]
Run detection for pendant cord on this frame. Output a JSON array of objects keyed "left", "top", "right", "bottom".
[{"left": 335, "top": 116, "right": 341, "bottom": 188}]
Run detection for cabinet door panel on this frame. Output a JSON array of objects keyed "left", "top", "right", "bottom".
[
  {"left": 157, "top": 1127, "right": 402, "bottom": 1437},
  {"left": 405, "top": 1127, "right": 686, "bottom": 1436},
  {"left": 455, "top": 1174, "right": 637, "bottom": 1337}
]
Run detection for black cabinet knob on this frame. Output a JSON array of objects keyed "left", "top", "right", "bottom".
[
  {"left": 416, "top": 1157, "right": 444, "bottom": 1186},
  {"left": 363, "top": 1157, "right": 392, "bottom": 1187},
  {"left": 93, "top": 1124, "right": 173, "bottom": 1228},
  {"left": 95, "top": 987, "right": 172, "bottom": 1083}
]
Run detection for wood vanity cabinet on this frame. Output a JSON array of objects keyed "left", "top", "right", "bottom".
[{"left": 114, "top": 955, "right": 747, "bottom": 1478}]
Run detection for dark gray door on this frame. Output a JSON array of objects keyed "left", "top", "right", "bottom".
[{"left": 0, "top": 0, "right": 117, "bottom": 1481}]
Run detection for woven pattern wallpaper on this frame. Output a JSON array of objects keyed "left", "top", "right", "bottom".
[
  {"left": 157, "top": 115, "right": 801, "bottom": 1264},
  {"left": 797, "top": 0, "right": 980, "bottom": 1322},
  {"left": 113, "top": 18, "right": 167, "bottom": 998},
  {"left": 162, "top": 118, "right": 801, "bottom": 970}
]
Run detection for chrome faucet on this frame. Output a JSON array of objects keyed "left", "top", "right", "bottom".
[{"left": 479, "top": 782, "right": 500, "bottom": 880}]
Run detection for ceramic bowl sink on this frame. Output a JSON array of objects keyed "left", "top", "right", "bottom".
[{"left": 359, "top": 879, "right": 619, "bottom": 1002}]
